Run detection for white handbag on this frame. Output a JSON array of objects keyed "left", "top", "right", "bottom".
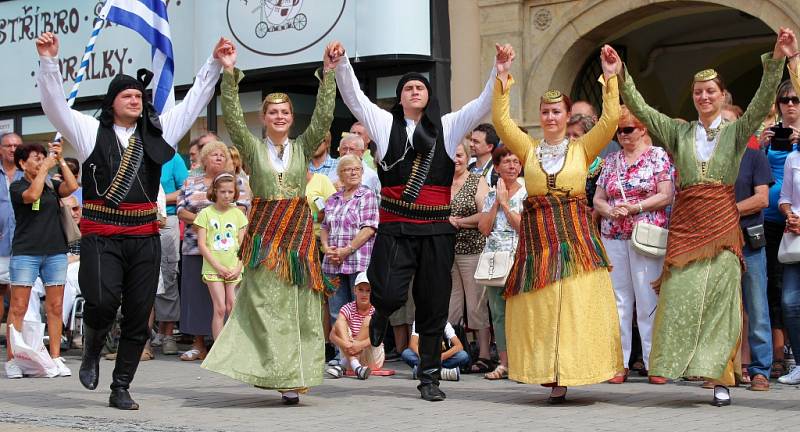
[
  {"left": 615, "top": 157, "right": 668, "bottom": 258},
  {"left": 778, "top": 232, "right": 800, "bottom": 263},
  {"left": 631, "top": 222, "right": 668, "bottom": 258},
  {"left": 474, "top": 250, "right": 514, "bottom": 287}
]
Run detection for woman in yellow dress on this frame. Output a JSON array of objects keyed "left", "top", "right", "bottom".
[{"left": 492, "top": 45, "right": 623, "bottom": 403}]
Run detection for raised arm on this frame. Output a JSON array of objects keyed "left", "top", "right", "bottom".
[
  {"left": 296, "top": 52, "right": 337, "bottom": 160},
  {"left": 491, "top": 79, "right": 532, "bottom": 165},
  {"left": 441, "top": 49, "right": 501, "bottom": 159},
  {"left": 604, "top": 44, "right": 679, "bottom": 152},
  {"left": 35, "top": 32, "right": 100, "bottom": 162},
  {"left": 577, "top": 46, "right": 622, "bottom": 162},
  {"left": 734, "top": 32, "right": 792, "bottom": 154},
  {"left": 159, "top": 38, "right": 226, "bottom": 147},
  {"left": 332, "top": 42, "right": 393, "bottom": 159}
]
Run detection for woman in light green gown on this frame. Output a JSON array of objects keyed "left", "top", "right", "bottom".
[
  {"left": 201, "top": 42, "right": 337, "bottom": 405},
  {"left": 604, "top": 30, "right": 794, "bottom": 406}
]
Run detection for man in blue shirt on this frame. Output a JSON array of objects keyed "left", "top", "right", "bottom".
[
  {"left": 0, "top": 132, "right": 23, "bottom": 324},
  {"left": 155, "top": 152, "right": 189, "bottom": 355}
]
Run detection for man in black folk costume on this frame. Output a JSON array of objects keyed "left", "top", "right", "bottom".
[
  {"left": 35, "top": 32, "right": 226, "bottom": 409},
  {"left": 329, "top": 41, "right": 513, "bottom": 401}
]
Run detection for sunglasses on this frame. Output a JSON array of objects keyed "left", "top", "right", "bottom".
[
  {"left": 616, "top": 126, "right": 637, "bottom": 135},
  {"left": 779, "top": 96, "right": 800, "bottom": 105}
]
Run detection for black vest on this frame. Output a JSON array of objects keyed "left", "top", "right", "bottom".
[
  {"left": 378, "top": 122, "right": 454, "bottom": 189},
  {"left": 82, "top": 126, "right": 174, "bottom": 205}
]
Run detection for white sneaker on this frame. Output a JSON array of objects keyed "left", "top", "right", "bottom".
[
  {"left": 151, "top": 333, "right": 164, "bottom": 347},
  {"left": 4, "top": 359, "right": 23, "bottom": 379},
  {"left": 53, "top": 357, "right": 72, "bottom": 377},
  {"left": 778, "top": 366, "right": 800, "bottom": 385},
  {"left": 441, "top": 367, "right": 460, "bottom": 381}
]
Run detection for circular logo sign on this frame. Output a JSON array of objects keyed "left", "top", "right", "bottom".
[{"left": 226, "top": 0, "right": 346, "bottom": 56}]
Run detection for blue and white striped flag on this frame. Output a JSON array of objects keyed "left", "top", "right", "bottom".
[{"left": 101, "top": 0, "right": 175, "bottom": 113}]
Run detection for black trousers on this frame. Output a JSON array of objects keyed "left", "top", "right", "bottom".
[
  {"left": 367, "top": 225, "right": 455, "bottom": 379},
  {"left": 79, "top": 235, "right": 161, "bottom": 389}
]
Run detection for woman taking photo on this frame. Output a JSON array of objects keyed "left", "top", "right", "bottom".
[
  {"left": 477, "top": 146, "right": 525, "bottom": 381},
  {"left": 320, "top": 154, "right": 379, "bottom": 327},
  {"left": 760, "top": 79, "right": 799, "bottom": 379},
  {"left": 594, "top": 107, "right": 674, "bottom": 385},
  {"left": 492, "top": 45, "right": 623, "bottom": 403},
  {"left": 607, "top": 28, "right": 791, "bottom": 405},
  {"left": 177, "top": 141, "right": 251, "bottom": 361},
  {"left": 448, "top": 140, "right": 491, "bottom": 373},
  {"left": 201, "top": 42, "right": 337, "bottom": 405},
  {"left": 5, "top": 142, "right": 77, "bottom": 378},
  {"left": 775, "top": 51, "right": 800, "bottom": 386}
]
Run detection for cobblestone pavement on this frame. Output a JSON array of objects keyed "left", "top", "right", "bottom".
[{"left": 1, "top": 349, "right": 800, "bottom": 432}]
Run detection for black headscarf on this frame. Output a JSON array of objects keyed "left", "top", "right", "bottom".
[
  {"left": 96, "top": 68, "right": 173, "bottom": 165},
  {"left": 389, "top": 72, "right": 442, "bottom": 154},
  {"left": 98, "top": 68, "right": 163, "bottom": 137}
]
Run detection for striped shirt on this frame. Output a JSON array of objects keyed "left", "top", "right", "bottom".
[{"left": 339, "top": 301, "right": 375, "bottom": 338}]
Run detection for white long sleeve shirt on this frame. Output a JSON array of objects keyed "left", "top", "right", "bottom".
[
  {"left": 37, "top": 55, "right": 223, "bottom": 163},
  {"left": 334, "top": 56, "right": 496, "bottom": 162},
  {"left": 779, "top": 151, "right": 800, "bottom": 214}
]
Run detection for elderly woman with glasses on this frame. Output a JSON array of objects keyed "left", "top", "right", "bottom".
[
  {"left": 593, "top": 106, "right": 674, "bottom": 385},
  {"left": 321, "top": 155, "right": 379, "bottom": 330}
]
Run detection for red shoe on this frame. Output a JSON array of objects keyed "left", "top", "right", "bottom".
[
  {"left": 648, "top": 375, "right": 668, "bottom": 384},
  {"left": 608, "top": 368, "right": 629, "bottom": 384}
]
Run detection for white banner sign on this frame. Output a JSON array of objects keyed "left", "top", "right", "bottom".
[{"left": 0, "top": 0, "right": 431, "bottom": 108}]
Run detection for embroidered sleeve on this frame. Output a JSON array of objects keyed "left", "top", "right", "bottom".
[
  {"left": 579, "top": 75, "right": 621, "bottom": 163},
  {"left": 491, "top": 75, "right": 532, "bottom": 165},
  {"left": 297, "top": 68, "right": 337, "bottom": 161},
  {"left": 733, "top": 54, "right": 786, "bottom": 156},
  {"left": 221, "top": 69, "right": 262, "bottom": 173},
  {"left": 619, "top": 65, "right": 681, "bottom": 153}
]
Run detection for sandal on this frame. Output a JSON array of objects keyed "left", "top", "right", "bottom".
[
  {"left": 470, "top": 358, "right": 494, "bottom": 374},
  {"left": 771, "top": 361, "right": 786, "bottom": 379},
  {"left": 140, "top": 348, "right": 154, "bottom": 361},
  {"left": 180, "top": 348, "right": 207, "bottom": 361},
  {"left": 740, "top": 367, "right": 751, "bottom": 385},
  {"left": 484, "top": 364, "right": 508, "bottom": 380}
]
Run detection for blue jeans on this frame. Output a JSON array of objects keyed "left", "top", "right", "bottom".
[
  {"left": 401, "top": 348, "right": 471, "bottom": 369},
  {"left": 782, "top": 262, "right": 800, "bottom": 361},
  {"left": 327, "top": 273, "right": 357, "bottom": 325},
  {"left": 741, "top": 245, "right": 772, "bottom": 378}
]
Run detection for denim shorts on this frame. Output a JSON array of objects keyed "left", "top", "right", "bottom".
[{"left": 9, "top": 254, "right": 68, "bottom": 287}]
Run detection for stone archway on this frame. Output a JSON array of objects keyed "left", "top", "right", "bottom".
[{"left": 478, "top": 0, "right": 800, "bottom": 130}]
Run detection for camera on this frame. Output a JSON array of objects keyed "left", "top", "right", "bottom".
[{"left": 770, "top": 122, "right": 794, "bottom": 152}]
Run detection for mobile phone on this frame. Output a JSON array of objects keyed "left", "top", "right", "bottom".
[
  {"left": 313, "top": 196, "right": 326, "bottom": 211},
  {"left": 770, "top": 122, "right": 794, "bottom": 152}
]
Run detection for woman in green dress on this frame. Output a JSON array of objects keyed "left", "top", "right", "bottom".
[
  {"left": 605, "top": 28, "right": 795, "bottom": 406},
  {"left": 201, "top": 43, "right": 338, "bottom": 405}
]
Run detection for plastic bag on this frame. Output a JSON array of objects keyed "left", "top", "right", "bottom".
[{"left": 8, "top": 322, "right": 59, "bottom": 378}]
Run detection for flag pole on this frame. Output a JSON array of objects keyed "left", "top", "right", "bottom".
[{"left": 54, "top": 1, "right": 113, "bottom": 142}]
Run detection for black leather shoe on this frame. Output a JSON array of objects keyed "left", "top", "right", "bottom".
[
  {"left": 368, "top": 313, "right": 389, "bottom": 347},
  {"left": 79, "top": 325, "right": 108, "bottom": 390},
  {"left": 711, "top": 385, "right": 731, "bottom": 407},
  {"left": 109, "top": 388, "right": 140, "bottom": 410},
  {"left": 417, "top": 382, "right": 446, "bottom": 401},
  {"left": 281, "top": 395, "right": 300, "bottom": 405}
]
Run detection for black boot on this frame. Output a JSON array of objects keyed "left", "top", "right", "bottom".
[
  {"left": 108, "top": 340, "right": 144, "bottom": 410},
  {"left": 79, "top": 325, "right": 109, "bottom": 390},
  {"left": 417, "top": 334, "right": 446, "bottom": 402},
  {"left": 368, "top": 313, "right": 389, "bottom": 347}
]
